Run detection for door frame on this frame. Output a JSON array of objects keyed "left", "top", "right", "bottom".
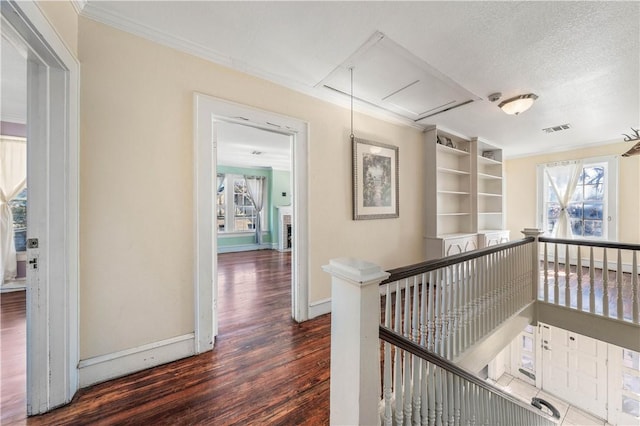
[
  {"left": 1, "top": 1, "right": 80, "bottom": 414},
  {"left": 193, "top": 93, "right": 309, "bottom": 351}
]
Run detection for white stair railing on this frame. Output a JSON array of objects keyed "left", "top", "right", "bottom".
[
  {"left": 380, "top": 236, "right": 537, "bottom": 360},
  {"left": 538, "top": 236, "right": 640, "bottom": 324},
  {"left": 379, "top": 326, "right": 557, "bottom": 426}
]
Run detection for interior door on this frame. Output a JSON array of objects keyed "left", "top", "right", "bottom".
[{"left": 541, "top": 323, "right": 608, "bottom": 419}]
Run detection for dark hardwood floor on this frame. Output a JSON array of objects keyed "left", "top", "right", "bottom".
[{"left": 0, "top": 250, "right": 330, "bottom": 425}]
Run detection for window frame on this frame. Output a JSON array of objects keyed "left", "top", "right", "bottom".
[
  {"left": 216, "top": 173, "right": 268, "bottom": 235},
  {"left": 536, "top": 155, "right": 618, "bottom": 241}
]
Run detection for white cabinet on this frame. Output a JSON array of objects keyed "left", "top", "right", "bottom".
[{"left": 425, "top": 129, "right": 509, "bottom": 259}]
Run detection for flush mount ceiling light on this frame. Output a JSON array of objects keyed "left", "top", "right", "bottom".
[{"left": 498, "top": 93, "right": 538, "bottom": 115}]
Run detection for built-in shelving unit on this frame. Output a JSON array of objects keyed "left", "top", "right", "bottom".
[
  {"left": 425, "top": 127, "right": 477, "bottom": 259},
  {"left": 474, "top": 138, "right": 509, "bottom": 248},
  {"left": 425, "top": 129, "right": 509, "bottom": 259}
]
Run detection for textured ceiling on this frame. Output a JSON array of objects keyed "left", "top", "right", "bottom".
[{"left": 3, "top": 1, "right": 639, "bottom": 160}]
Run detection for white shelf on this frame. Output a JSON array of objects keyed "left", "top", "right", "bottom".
[
  {"left": 478, "top": 172, "right": 502, "bottom": 180},
  {"left": 479, "top": 211, "right": 503, "bottom": 215},
  {"left": 438, "top": 167, "right": 470, "bottom": 175},
  {"left": 478, "top": 192, "right": 502, "bottom": 197},
  {"left": 477, "top": 155, "right": 502, "bottom": 165},
  {"left": 437, "top": 144, "right": 470, "bottom": 156},
  {"left": 438, "top": 190, "right": 471, "bottom": 195},
  {"left": 438, "top": 212, "right": 471, "bottom": 216}
]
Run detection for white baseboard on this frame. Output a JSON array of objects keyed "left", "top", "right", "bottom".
[
  {"left": 217, "top": 243, "right": 272, "bottom": 254},
  {"left": 78, "top": 333, "right": 195, "bottom": 388},
  {"left": 309, "top": 298, "right": 331, "bottom": 318}
]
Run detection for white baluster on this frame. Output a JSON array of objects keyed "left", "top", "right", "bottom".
[
  {"left": 405, "top": 278, "right": 412, "bottom": 339},
  {"left": 413, "top": 276, "right": 420, "bottom": 342},
  {"left": 428, "top": 363, "right": 436, "bottom": 426},
  {"left": 435, "top": 367, "right": 443, "bottom": 426},
  {"left": 633, "top": 251, "right": 638, "bottom": 324},
  {"left": 453, "top": 375, "right": 461, "bottom": 426},
  {"left": 383, "top": 338, "right": 393, "bottom": 426},
  {"left": 394, "top": 345, "right": 404, "bottom": 426},
  {"left": 553, "top": 243, "right": 559, "bottom": 305},
  {"left": 577, "top": 245, "right": 583, "bottom": 311},
  {"left": 412, "top": 355, "right": 421, "bottom": 423},
  {"left": 603, "top": 249, "right": 609, "bottom": 317},
  {"left": 565, "top": 243, "right": 570, "bottom": 308},
  {"left": 589, "top": 246, "right": 596, "bottom": 314},
  {"left": 543, "top": 242, "right": 549, "bottom": 302},
  {"left": 617, "top": 249, "right": 623, "bottom": 320},
  {"left": 420, "top": 273, "right": 428, "bottom": 347},
  {"left": 395, "top": 281, "right": 402, "bottom": 334},
  {"left": 427, "top": 271, "right": 435, "bottom": 352}
]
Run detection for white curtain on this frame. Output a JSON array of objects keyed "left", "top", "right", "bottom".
[
  {"left": 216, "top": 174, "right": 225, "bottom": 193},
  {"left": 244, "top": 176, "right": 266, "bottom": 245},
  {"left": 545, "top": 160, "right": 583, "bottom": 238},
  {"left": 1, "top": 137, "right": 27, "bottom": 284}
]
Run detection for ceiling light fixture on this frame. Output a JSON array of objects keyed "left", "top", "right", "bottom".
[{"left": 498, "top": 93, "right": 538, "bottom": 115}]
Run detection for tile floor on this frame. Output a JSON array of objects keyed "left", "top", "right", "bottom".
[{"left": 489, "top": 373, "right": 612, "bottom": 426}]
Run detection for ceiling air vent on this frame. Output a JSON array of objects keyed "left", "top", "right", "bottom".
[
  {"left": 317, "top": 31, "right": 480, "bottom": 122},
  {"left": 543, "top": 124, "right": 571, "bottom": 134}
]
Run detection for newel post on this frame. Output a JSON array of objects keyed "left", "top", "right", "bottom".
[
  {"left": 522, "top": 228, "right": 544, "bottom": 300},
  {"left": 322, "top": 258, "right": 390, "bottom": 426}
]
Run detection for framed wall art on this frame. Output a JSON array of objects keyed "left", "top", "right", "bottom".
[{"left": 352, "top": 137, "right": 399, "bottom": 220}]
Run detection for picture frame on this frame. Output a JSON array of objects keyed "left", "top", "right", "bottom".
[{"left": 352, "top": 137, "right": 399, "bottom": 220}]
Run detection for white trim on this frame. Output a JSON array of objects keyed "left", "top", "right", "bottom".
[
  {"left": 194, "top": 94, "right": 310, "bottom": 354},
  {"left": 78, "top": 334, "right": 195, "bottom": 388},
  {"left": 2, "top": 0, "right": 80, "bottom": 414},
  {"left": 79, "top": 3, "right": 422, "bottom": 132},
  {"left": 217, "top": 244, "right": 272, "bottom": 254},
  {"left": 309, "top": 298, "right": 331, "bottom": 319}
]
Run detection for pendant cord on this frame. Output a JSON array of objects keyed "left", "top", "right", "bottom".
[{"left": 350, "top": 67, "right": 354, "bottom": 141}]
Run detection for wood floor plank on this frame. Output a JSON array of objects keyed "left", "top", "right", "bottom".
[{"left": 1, "top": 250, "right": 330, "bottom": 425}]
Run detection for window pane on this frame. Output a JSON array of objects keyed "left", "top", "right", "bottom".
[
  {"left": 583, "top": 166, "right": 604, "bottom": 185},
  {"left": 547, "top": 184, "right": 559, "bottom": 203},
  {"left": 583, "top": 203, "right": 603, "bottom": 220},
  {"left": 584, "top": 184, "right": 604, "bottom": 201},
  {"left": 622, "top": 396, "right": 640, "bottom": 417},
  {"left": 583, "top": 220, "right": 602, "bottom": 237},
  {"left": 570, "top": 219, "right": 583, "bottom": 236},
  {"left": 547, "top": 203, "right": 561, "bottom": 220},
  {"left": 9, "top": 188, "right": 27, "bottom": 252},
  {"left": 567, "top": 203, "right": 582, "bottom": 219},
  {"left": 521, "top": 354, "right": 534, "bottom": 371},
  {"left": 522, "top": 335, "right": 534, "bottom": 352},
  {"left": 623, "top": 350, "right": 640, "bottom": 370},
  {"left": 624, "top": 373, "right": 640, "bottom": 395}
]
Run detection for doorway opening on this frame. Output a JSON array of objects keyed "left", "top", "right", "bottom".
[
  {"left": 215, "top": 122, "right": 293, "bottom": 333},
  {"left": 194, "top": 93, "right": 309, "bottom": 353},
  {"left": 1, "top": 0, "right": 80, "bottom": 417}
]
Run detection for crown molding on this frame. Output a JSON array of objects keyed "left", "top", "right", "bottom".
[
  {"left": 69, "top": 0, "right": 87, "bottom": 15},
  {"left": 80, "top": 3, "right": 424, "bottom": 132}
]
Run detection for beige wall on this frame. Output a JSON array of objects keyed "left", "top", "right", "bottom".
[
  {"left": 38, "top": 0, "right": 78, "bottom": 56},
  {"left": 78, "top": 18, "right": 425, "bottom": 359},
  {"left": 505, "top": 141, "right": 640, "bottom": 243}
]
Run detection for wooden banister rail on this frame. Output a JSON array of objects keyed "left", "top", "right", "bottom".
[
  {"left": 381, "top": 237, "right": 535, "bottom": 285},
  {"left": 539, "top": 236, "right": 640, "bottom": 251}
]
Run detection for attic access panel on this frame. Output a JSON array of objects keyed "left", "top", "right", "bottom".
[{"left": 318, "top": 31, "right": 480, "bottom": 122}]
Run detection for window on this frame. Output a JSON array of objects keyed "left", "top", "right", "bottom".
[
  {"left": 10, "top": 188, "right": 27, "bottom": 252},
  {"left": 622, "top": 349, "right": 640, "bottom": 418},
  {"left": 216, "top": 174, "right": 266, "bottom": 233},
  {"left": 537, "top": 156, "right": 617, "bottom": 240}
]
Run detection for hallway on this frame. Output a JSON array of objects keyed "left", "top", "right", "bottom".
[{"left": 0, "top": 250, "right": 330, "bottom": 425}]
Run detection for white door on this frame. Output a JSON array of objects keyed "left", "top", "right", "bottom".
[{"left": 541, "top": 323, "right": 608, "bottom": 419}]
